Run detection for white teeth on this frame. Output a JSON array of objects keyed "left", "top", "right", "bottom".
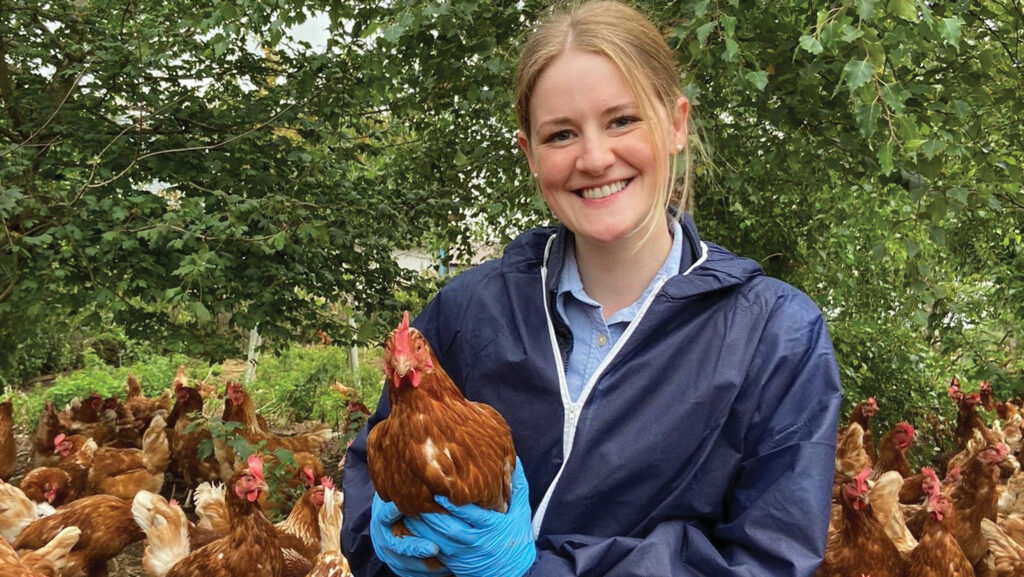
[{"left": 580, "top": 180, "right": 628, "bottom": 199}]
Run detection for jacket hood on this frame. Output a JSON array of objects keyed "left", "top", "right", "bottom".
[{"left": 500, "top": 212, "right": 763, "bottom": 300}]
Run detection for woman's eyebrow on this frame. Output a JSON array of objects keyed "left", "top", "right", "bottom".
[{"left": 536, "top": 102, "right": 639, "bottom": 131}]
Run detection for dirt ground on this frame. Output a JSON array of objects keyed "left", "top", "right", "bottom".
[{"left": 10, "top": 426, "right": 349, "bottom": 577}]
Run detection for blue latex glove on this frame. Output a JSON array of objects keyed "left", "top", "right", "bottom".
[
  {"left": 370, "top": 493, "right": 447, "bottom": 577},
  {"left": 404, "top": 457, "right": 537, "bottom": 577}
]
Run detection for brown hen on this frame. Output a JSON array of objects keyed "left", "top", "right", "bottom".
[
  {"left": 905, "top": 467, "right": 975, "bottom": 577},
  {"left": 132, "top": 455, "right": 284, "bottom": 577},
  {"left": 13, "top": 494, "right": 145, "bottom": 577},
  {"left": 815, "top": 467, "right": 904, "bottom": 577},
  {"left": 366, "top": 311, "right": 517, "bottom": 571}
]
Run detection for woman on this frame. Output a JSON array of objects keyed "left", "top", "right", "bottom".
[{"left": 341, "top": 2, "right": 841, "bottom": 576}]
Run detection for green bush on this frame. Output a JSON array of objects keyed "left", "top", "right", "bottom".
[{"left": 5, "top": 342, "right": 382, "bottom": 437}]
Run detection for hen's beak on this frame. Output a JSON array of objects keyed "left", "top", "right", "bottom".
[{"left": 393, "top": 357, "right": 412, "bottom": 378}]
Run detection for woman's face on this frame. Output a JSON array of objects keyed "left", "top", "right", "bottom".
[{"left": 517, "top": 49, "right": 687, "bottom": 249}]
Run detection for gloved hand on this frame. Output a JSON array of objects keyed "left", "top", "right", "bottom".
[
  {"left": 404, "top": 457, "right": 537, "bottom": 577},
  {"left": 370, "top": 493, "right": 447, "bottom": 577}
]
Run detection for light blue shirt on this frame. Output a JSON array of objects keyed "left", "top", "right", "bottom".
[{"left": 555, "top": 219, "right": 684, "bottom": 402}]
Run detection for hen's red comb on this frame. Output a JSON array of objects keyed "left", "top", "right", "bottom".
[
  {"left": 321, "top": 476, "right": 335, "bottom": 489},
  {"left": 53, "top": 433, "right": 66, "bottom": 448},
  {"left": 247, "top": 454, "right": 264, "bottom": 482},
  {"left": 897, "top": 422, "right": 916, "bottom": 437},
  {"left": 393, "top": 311, "right": 412, "bottom": 357}
]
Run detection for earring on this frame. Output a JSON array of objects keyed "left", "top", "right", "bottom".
[
  {"left": 675, "top": 144, "right": 684, "bottom": 152},
  {"left": 532, "top": 172, "right": 539, "bottom": 178}
]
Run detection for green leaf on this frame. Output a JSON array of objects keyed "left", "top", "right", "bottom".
[
  {"left": 840, "top": 25, "right": 864, "bottom": 43},
  {"left": 938, "top": 17, "right": 962, "bottom": 49},
  {"left": 881, "top": 84, "right": 910, "bottom": 114},
  {"left": 382, "top": 23, "right": 407, "bottom": 43},
  {"left": 842, "top": 60, "right": 875, "bottom": 91},
  {"left": 855, "top": 102, "right": 881, "bottom": 138},
  {"left": 858, "top": 0, "right": 876, "bottom": 20},
  {"left": 189, "top": 301, "right": 211, "bottom": 321},
  {"left": 911, "top": 310, "right": 928, "bottom": 327},
  {"left": 696, "top": 22, "right": 716, "bottom": 47},
  {"left": 745, "top": 70, "right": 769, "bottom": 91},
  {"left": 889, "top": 0, "right": 917, "bottom": 22},
  {"left": 878, "top": 140, "right": 895, "bottom": 175},
  {"left": 723, "top": 38, "right": 739, "bottom": 62},
  {"left": 798, "top": 35, "right": 823, "bottom": 55}
]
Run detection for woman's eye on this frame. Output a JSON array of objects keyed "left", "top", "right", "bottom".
[
  {"left": 610, "top": 116, "right": 639, "bottom": 129},
  {"left": 543, "top": 129, "right": 573, "bottom": 144}
]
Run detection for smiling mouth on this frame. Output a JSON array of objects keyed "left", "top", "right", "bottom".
[{"left": 577, "top": 179, "right": 630, "bottom": 200}]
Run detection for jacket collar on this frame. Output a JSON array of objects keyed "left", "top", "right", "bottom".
[{"left": 501, "top": 211, "right": 762, "bottom": 299}]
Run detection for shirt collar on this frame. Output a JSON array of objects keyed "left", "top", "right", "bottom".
[{"left": 557, "top": 219, "right": 684, "bottom": 302}]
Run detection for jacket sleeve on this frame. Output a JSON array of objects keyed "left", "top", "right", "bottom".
[
  {"left": 341, "top": 390, "right": 400, "bottom": 577},
  {"left": 525, "top": 291, "right": 842, "bottom": 577}
]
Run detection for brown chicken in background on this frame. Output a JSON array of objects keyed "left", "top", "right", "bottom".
[
  {"left": 908, "top": 437, "right": 1008, "bottom": 572},
  {"left": 0, "top": 480, "right": 52, "bottom": 544},
  {"left": 132, "top": 455, "right": 283, "bottom": 577},
  {"left": 275, "top": 482, "right": 330, "bottom": 577},
  {"left": 306, "top": 484, "right": 353, "bottom": 577},
  {"left": 841, "top": 397, "right": 879, "bottom": 462},
  {"left": 870, "top": 470, "right": 918, "bottom": 555},
  {"left": 0, "top": 399, "right": 16, "bottom": 482},
  {"left": 222, "top": 382, "right": 269, "bottom": 431},
  {"left": 367, "top": 312, "right": 517, "bottom": 570},
  {"left": 32, "top": 401, "right": 66, "bottom": 468},
  {"left": 214, "top": 383, "right": 330, "bottom": 476},
  {"left": 0, "top": 525, "right": 81, "bottom": 577},
  {"left": 815, "top": 468, "right": 904, "bottom": 577},
  {"left": 981, "top": 518, "right": 1024, "bottom": 577},
  {"left": 124, "top": 373, "right": 174, "bottom": 434},
  {"left": 101, "top": 394, "right": 141, "bottom": 448},
  {"left": 87, "top": 414, "right": 169, "bottom": 500},
  {"left": 980, "top": 380, "right": 997, "bottom": 413},
  {"left": 65, "top": 392, "right": 118, "bottom": 447},
  {"left": 167, "top": 385, "right": 221, "bottom": 486},
  {"left": 19, "top": 466, "right": 73, "bottom": 508},
  {"left": 13, "top": 494, "right": 145, "bottom": 577},
  {"left": 182, "top": 476, "right": 332, "bottom": 576},
  {"left": 35, "top": 435, "right": 97, "bottom": 506},
  {"left": 258, "top": 450, "right": 325, "bottom": 521},
  {"left": 905, "top": 467, "right": 975, "bottom": 577},
  {"left": 834, "top": 422, "right": 872, "bottom": 482},
  {"left": 875, "top": 422, "right": 916, "bottom": 478}
]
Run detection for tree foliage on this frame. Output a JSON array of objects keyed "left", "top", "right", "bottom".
[{"left": 2, "top": 0, "right": 1021, "bottom": 425}]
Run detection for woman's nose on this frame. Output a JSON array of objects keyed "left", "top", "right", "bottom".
[{"left": 575, "top": 134, "right": 615, "bottom": 175}]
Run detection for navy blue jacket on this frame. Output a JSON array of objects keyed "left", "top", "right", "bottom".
[{"left": 342, "top": 215, "right": 842, "bottom": 576}]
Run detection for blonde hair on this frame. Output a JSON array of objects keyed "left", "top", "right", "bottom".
[{"left": 515, "top": 0, "right": 703, "bottom": 218}]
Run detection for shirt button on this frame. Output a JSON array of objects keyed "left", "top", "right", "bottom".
[{"left": 597, "top": 333, "right": 608, "bottom": 347}]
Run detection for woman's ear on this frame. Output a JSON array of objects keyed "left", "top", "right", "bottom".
[
  {"left": 516, "top": 130, "right": 538, "bottom": 175},
  {"left": 672, "top": 96, "right": 690, "bottom": 149}
]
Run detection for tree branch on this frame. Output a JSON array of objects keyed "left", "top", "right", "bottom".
[
  {"left": 1, "top": 61, "right": 92, "bottom": 156},
  {"left": 0, "top": 0, "right": 25, "bottom": 136},
  {"left": 78, "top": 100, "right": 300, "bottom": 192},
  {"left": 996, "top": 192, "right": 1024, "bottom": 210}
]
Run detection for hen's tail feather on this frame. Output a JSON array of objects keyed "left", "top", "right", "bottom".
[
  {"left": 132, "top": 490, "right": 190, "bottom": 577},
  {"left": 17, "top": 525, "right": 81, "bottom": 571},
  {"left": 141, "top": 415, "right": 171, "bottom": 474}
]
